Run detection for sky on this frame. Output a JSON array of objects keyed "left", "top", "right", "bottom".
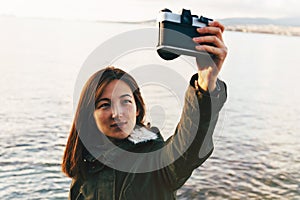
[{"left": 0, "top": 0, "right": 299, "bottom": 21}]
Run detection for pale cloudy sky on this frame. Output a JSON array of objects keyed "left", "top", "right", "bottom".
[{"left": 0, "top": 0, "right": 299, "bottom": 21}]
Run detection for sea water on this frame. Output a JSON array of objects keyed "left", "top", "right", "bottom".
[{"left": 0, "top": 16, "right": 299, "bottom": 199}]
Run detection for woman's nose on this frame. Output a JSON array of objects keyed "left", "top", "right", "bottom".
[{"left": 111, "top": 104, "right": 123, "bottom": 119}]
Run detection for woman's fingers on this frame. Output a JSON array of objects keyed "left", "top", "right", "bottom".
[
  {"left": 193, "top": 35, "right": 224, "bottom": 49},
  {"left": 195, "top": 44, "right": 227, "bottom": 61},
  {"left": 193, "top": 20, "right": 227, "bottom": 62},
  {"left": 195, "top": 20, "right": 225, "bottom": 41},
  {"left": 209, "top": 21, "right": 225, "bottom": 32},
  {"left": 196, "top": 27, "right": 223, "bottom": 41}
]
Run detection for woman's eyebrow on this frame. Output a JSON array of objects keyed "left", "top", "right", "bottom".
[
  {"left": 97, "top": 98, "right": 110, "bottom": 103},
  {"left": 119, "top": 94, "right": 132, "bottom": 98}
]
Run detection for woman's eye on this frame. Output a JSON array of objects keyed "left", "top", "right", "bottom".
[
  {"left": 122, "top": 99, "right": 132, "bottom": 105},
  {"left": 97, "top": 103, "right": 110, "bottom": 109}
]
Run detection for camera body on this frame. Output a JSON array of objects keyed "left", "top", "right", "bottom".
[{"left": 157, "top": 8, "right": 213, "bottom": 60}]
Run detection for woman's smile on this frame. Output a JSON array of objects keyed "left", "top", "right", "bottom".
[{"left": 110, "top": 121, "right": 127, "bottom": 129}]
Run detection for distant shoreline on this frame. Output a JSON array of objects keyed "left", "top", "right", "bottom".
[
  {"left": 225, "top": 24, "right": 300, "bottom": 37},
  {"left": 96, "top": 19, "right": 300, "bottom": 37},
  {"left": 95, "top": 20, "right": 300, "bottom": 37},
  {"left": 1, "top": 15, "right": 299, "bottom": 37}
]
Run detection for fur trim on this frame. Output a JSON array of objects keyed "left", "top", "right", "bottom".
[{"left": 128, "top": 127, "right": 158, "bottom": 144}]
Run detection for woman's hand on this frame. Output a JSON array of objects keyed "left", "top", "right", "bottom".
[{"left": 192, "top": 21, "right": 227, "bottom": 92}]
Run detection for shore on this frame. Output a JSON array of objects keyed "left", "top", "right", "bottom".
[
  {"left": 2, "top": 15, "right": 299, "bottom": 37},
  {"left": 110, "top": 19, "right": 300, "bottom": 37},
  {"left": 225, "top": 24, "right": 300, "bottom": 37}
]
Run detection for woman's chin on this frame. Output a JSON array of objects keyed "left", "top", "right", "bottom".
[{"left": 111, "top": 130, "right": 131, "bottom": 139}]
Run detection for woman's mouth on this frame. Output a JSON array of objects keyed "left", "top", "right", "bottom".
[{"left": 110, "top": 122, "right": 127, "bottom": 129}]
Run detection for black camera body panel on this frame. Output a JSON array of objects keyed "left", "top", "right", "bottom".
[{"left": 157, "top": 9, "right": 213, "bottom": 60}]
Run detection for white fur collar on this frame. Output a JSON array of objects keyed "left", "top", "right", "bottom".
[{"left": 127, "top": 127, "right": 158, "bottom": 144}]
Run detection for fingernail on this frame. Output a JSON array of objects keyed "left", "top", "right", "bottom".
[
  {"left": 195, "top": 45, "right": 203, "bottom": 50},
  {"left": 193, "top": 38, "right": 200, "bottom": 43}
]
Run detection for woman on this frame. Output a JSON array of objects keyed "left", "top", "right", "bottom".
[{"left": 62, "top": 21, "right": 227, "bottom": 199}]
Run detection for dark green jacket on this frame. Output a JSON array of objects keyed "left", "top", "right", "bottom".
[{"left": 69, "top": 75, "right": 227, "bottom": 200}]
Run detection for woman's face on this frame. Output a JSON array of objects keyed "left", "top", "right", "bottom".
[{"left": 93, "top": 80, "right": 139, "bottom": 139}]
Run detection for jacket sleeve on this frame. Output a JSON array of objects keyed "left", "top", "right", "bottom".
[{"left": 159, "top": 74, "right": 227, "bottom": 190}]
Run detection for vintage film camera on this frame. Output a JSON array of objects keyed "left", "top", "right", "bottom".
[{"left": 157, "top": 8, "right": 213, "bottom": 60}]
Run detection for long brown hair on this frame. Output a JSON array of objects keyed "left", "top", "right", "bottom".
[{"left": 62, "top": 67, "right": 146, "bottom": 179}]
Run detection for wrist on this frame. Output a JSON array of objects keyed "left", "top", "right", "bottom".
[
  {"left": 198, "top": 78, "right": 217, "bottom": 92},
  {"left": 191, "top": 74, "right": 224, "bottom": 98}
]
